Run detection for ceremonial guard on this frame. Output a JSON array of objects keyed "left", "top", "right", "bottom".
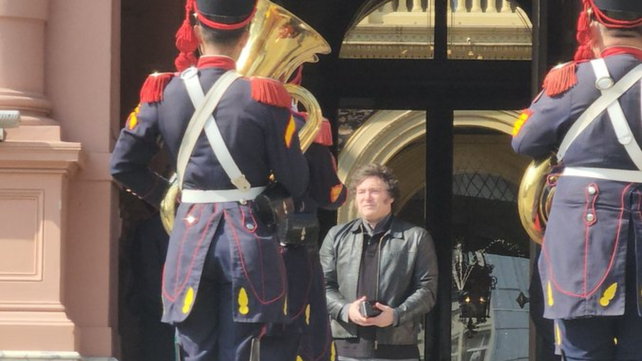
[
  {"left": 512, "top": 1, "right": 642, "bottom": 359},
  {"left": 110, "top": 0, "right": 309, "bottom": 359},
  {"left": 294, "top": 131, "right": 347, "bottom": 361},
  {"left": 261, "top": 66, "right": 348, "bottom": 361}
]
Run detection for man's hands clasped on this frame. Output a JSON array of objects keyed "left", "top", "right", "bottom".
[{"left": 347, "top": 296, "right": 394, "bottom": 327}]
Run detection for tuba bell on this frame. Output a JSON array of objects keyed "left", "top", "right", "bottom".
[
  {"left": 516, "top": 155, "right": 558, "bottom": 244},
  {"left": 159, "top": 0, "right": 331, "bottom": 233}
]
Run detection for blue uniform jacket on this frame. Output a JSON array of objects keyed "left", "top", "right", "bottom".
[
  {"left": 512, "top": 50, "right": 642, "bottom": 319},
  {"left": 275, "top": 113, "right": 347, "bottom": 361},
  {"left": 110, "top": 56, "right": 310, "bottom": 324}
]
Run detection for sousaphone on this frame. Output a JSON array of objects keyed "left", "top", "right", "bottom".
[
  {"left": 159, "top": 0, "right": 331, "bottom": 233},
  {"left": 517, "top": 156, "right": 558, "bottom": 244}
]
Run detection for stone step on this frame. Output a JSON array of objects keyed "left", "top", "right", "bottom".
[{"left": 0, "top": 351, "right": 117, "bottom": 361}]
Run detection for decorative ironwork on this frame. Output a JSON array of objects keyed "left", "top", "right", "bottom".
[
  {"left": 453, "top": 241, "right": 497, "bottom": 337},
  {"left": 336, "top": 109, "right": 376, "bottom": 152}
]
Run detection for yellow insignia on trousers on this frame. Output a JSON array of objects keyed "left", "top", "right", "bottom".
[
  {"left": 305, "top": 304, "right": 311, "bottom": 325},
  {"left": 284, "top": 114, "right": 296, "bottom": 148},
  {"left": 182, "top": 286, "right": 195, "bottom": 314},
  {"left": 614, "top": 337, "right": 618, "bottom": 345},
  {"left": 330, "top": 341, "right": 336, "bottom": 361},
  {"left": 238, "top": 287, "right": 250, "bottom": 315},
  {"left": 555, "top": 322, "right": 561, "bottom": 345},
  {"left": 296, "top": 356, "right": 303, "bottom": 361},
  {"left": 547, "top": 281, "right": 554, "bottom": 306},
  {"left": 284, "top": 296, "right": 288, "bottom": 315},
  {"left": 600, "top": 282, "right": 617, "bottom": 307}
]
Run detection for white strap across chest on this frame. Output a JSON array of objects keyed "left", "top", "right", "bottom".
[
  {"left": 176, "top": 67, "right": 265, "bottom": 203},
  {"left": 592, "top": 59, "right": 642, "bottom": 171},
  {"left": 557, "top": 60, "right": 642, "bottom": 164},
  {"left": 559, "top": 59, "right": 642, "bottom": 183}
]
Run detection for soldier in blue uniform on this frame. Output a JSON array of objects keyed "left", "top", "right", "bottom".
[
  {"left": 110, "top": 0, "right": 309, "bottom": 359},
  {"left": 512, "top": 1, "right": 642, "bottom": 359},
  {"left": 289, "top": 116, "right": 347, "bottom": 361},
  {"left": 260, "top": 69, "right": 348, "bottom": 359}
]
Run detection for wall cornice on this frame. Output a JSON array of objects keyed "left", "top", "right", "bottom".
[{"left": 0, "top": 141, "right": 84, "bottom": 178}]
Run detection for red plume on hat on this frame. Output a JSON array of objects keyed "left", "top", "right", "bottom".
[
  {"left": 544, "top": 0, "right": 642, "bottom": 97},
  {"left": 174, "top": 0, "right": 258, "bottom": 71},
  {"left": 574, "top": 0, "right": 642, "bottom": 61},
  {"left": 542, "top": 0, "right": 593, "bottom": 96},
  {"left": 175, "top": 0, "right": 199, "bottom": 71},
  {"left": 573, "top": 0, "right": 594, "bottom": 62}
]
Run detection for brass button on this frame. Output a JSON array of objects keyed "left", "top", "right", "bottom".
[
  {"left": 587, "top": 186, "right": 596, "bottom": 195},
  {"left": 246, "top": 223, "right": 255, "bottom": 230},
  {"left": 586, "top": 213, "right": 595, "bottom": 222}
]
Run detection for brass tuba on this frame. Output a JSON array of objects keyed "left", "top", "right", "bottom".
[
  {"left": 516, "top": 156, "right": 558, "bottom": 244},
  {"left": 159, "top": 0, "right": 331, "bottom": 233}
]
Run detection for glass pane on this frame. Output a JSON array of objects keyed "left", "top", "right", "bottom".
[
  {"left": 447, "top": 0, "right": 532, "bottom": 60},
  {"left": 464, "top": 350, "right": 486, "bottom": 361},
  {"left": 336, "top": 111, "right": 533, "bottom": 360},
  {"left": 340, "top": 0, "right": 435, "bottom": 59},
  {"left": 340, "top": 0, "right": 532, "bottom": 60},
  {"left": 450, "top": 126, "right": 531, "bottom": 361}
]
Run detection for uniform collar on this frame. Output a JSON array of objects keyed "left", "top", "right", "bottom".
[
  {"left": 197, "top": 56, "right": 237, "bottom": 70},
  {"left": 600, "top": 46, "right": 642, "bottom": 61}
]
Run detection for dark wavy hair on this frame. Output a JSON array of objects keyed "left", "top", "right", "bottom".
[{"left": 348, "top": 163, "right": 400, "bottom": 201}]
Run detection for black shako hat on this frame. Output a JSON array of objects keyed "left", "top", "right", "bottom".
[
  {"left": 593, "top": 0, "right": 642, "bottom": 13},
  {"left": 543, "top": 0, "right": 641, "bottom": 96},
  {"left": 574, "top": 0, "right": 642, "bottom": 61},
  {"left": 196, "top": 0, "right": 257, "bottom": 29},
  {"left": 174, "top": 0, "right": 257, "bottom": 71}
]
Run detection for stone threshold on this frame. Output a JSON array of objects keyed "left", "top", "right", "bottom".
[{"left": 0, "top": 352, "right": 117, "bottom": 361}]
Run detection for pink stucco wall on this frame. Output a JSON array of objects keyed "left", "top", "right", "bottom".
[{"left": 0, "top": 0, "right": 121, "bottom": 357}]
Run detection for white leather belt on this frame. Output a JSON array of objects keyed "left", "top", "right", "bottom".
[
  {"left": 563, "top": 167, "right": 642, "bottom": 183},
  {"left": 181, "top": 186, "right": 266, "bottom": 203}
]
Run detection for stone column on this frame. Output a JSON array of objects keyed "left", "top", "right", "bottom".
[
  {"left": 0, "top": 0, "right": 82, "bottom": 354},
  {"left": 412, "top": 0, "right": 423, "bottom": 12},
  {"left": 471, "top": 0, "right": 482, "bottom": 13},
  {"left": 501, "top": 0, "right": 513, "bottom": 13},
  {"left": 0, "top": 0, "right": 60, "bottom": 139},
  {"left": 398, "top": 0, "right": 408, "bottom": 12}
]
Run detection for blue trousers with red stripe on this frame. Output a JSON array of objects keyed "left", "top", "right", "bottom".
[{"left": 555, "top": 227, "right": 642, "bottom": 361}]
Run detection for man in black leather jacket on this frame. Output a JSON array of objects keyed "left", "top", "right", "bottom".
[{"left": 320, "top": 163, "right": 438, "bottom": 361}]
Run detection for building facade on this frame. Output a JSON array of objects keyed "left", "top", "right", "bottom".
[
  {"left": 0, "top": 0, "right": 120, "bottom": 359},
  {"left": 0, "top": 0, "right": 577, "bottom": 360}
]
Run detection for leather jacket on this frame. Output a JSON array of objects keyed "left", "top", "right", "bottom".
[{"left": 319, "top": 216, "right": 438, "bottom": 345}]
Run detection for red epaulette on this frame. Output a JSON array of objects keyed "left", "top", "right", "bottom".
[
  {"left": 250, "top": 77, "right": 291, "bottom": 108},
  {"left": 542, "top": 61, "right": 578, "bottom": 97},
  {"left": 314, "top": 118, "right": 333, "bottom": 146},
  {"left": 292, "top": 112, "right": 334, "bottom": 146},
  {"left": 139, "top": 72, "right": 175, "bottom": 104}
]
